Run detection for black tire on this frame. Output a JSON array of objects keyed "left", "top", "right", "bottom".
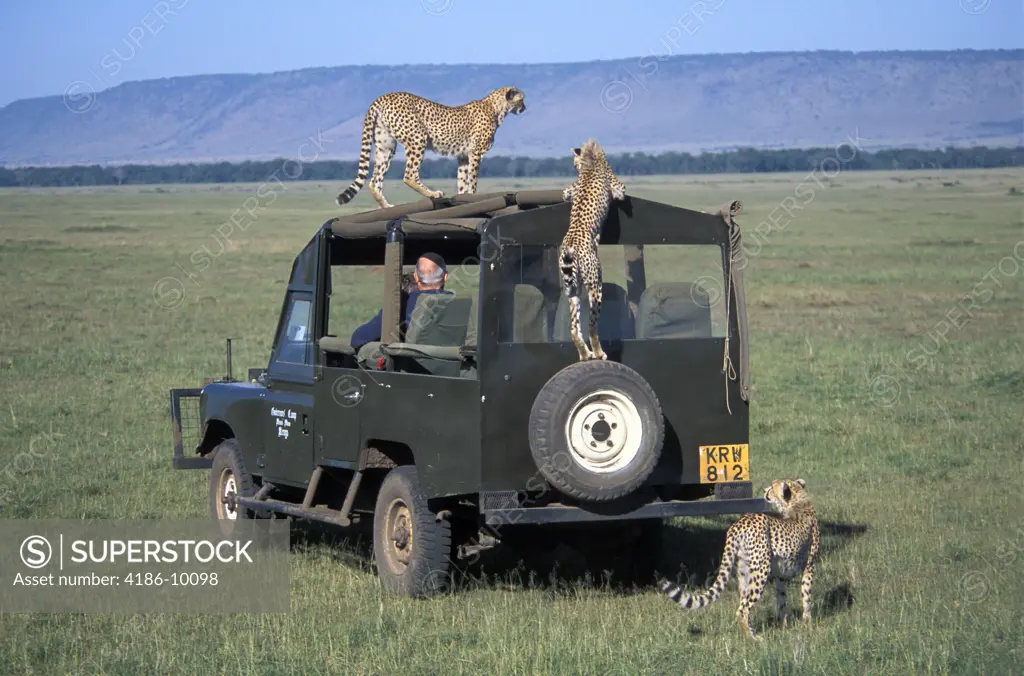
[
  {"left": 208, "top": 439, "right": 257, "bottom": 534},
  {"left": 528, "top": 360, "right": 664, "bottom": 501},
  {"left": 372, "top": 466, "right": 453, "bottom": 598}
]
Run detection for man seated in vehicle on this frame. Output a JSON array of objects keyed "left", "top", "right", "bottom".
[{"left": 350, "top": 252, "right": 451, "bottom": 350}]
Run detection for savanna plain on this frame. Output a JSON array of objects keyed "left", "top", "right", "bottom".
[{"left": 0, "top": 168, "right": 1022, "bottom": 674}]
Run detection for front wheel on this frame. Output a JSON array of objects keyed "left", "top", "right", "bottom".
[
  {"left": 208, "top": 439, "right": 257, "bottom": 535},
  {"left": 372, "top": 466, "right": 453, "bottom": 597}
]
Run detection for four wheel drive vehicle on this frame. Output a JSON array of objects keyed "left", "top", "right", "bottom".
[{"left": 168, "top": 189, "right": 768, "bottom": 597}]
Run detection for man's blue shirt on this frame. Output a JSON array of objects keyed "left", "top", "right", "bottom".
[{"left": 350, "top": 288, "right": 452, "bottom": 349}]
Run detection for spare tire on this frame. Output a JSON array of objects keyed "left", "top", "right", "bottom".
[{"left": 528, "top": 360, "right": 664, "bottom": 501}]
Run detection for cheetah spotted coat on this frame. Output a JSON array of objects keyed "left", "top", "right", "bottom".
[
  {"left": 335, "top": 87, "right": 526, "bottom": 209},
  {"left": 559, "top": 139, "right": 626, "bottom": 361},
  {"left": 660, "top": 479, "right": 820, "bottom": 638}
]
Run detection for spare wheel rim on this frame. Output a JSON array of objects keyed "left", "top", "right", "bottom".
[{"left": 564, "top": 389, "right": 644, "bottom": 474}]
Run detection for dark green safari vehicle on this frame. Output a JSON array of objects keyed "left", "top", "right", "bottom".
[{"left": 168, "top": 189, "right": 768, "bottom": 596}]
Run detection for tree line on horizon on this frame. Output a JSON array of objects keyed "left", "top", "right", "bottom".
[{"left": 1, "top": 145, "right": 1020, "bottom": 187}]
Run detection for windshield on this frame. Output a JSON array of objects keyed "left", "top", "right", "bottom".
[{"left": 496, "top": 243, "right": 728, "bottom": 344}]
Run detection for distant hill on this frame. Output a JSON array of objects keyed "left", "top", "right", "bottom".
[{"left": 0, "top": 49, "right": 1021, "bottom": 167}]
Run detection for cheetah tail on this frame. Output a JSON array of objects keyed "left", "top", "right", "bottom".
[
  {"left": 559, "top": 246, "right": 575, "bottom": 286},
  {"left": 659, "top": 545, "right": 736, "bottom": 611},
  {"left": 336, "top": 106, "right": 377, "bottom": 206}
]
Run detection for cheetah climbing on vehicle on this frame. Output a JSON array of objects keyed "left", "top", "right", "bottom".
[
  {"left": 335, "top": 87, "right": 527, "bottom": 209},
  {"left": 559, "top": 139, "right": 627, "bottom": 361},
  {"left": 659, "top": 478, "right": 820, "bottom": 639}
]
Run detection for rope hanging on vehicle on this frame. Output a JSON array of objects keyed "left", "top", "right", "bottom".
[{"left": 715, "top": 200, "right": 743, "bottom": 415}]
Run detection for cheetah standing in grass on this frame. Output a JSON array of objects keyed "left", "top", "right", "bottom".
[
  {"left": 659, "top": 478, "right": 820, "bottom": 639},
  {"left": 335, "top": 87, "right": 526, "bottom": 209},
  {"left": 559, "top": 139, "right": 627, "bottom": 361}
]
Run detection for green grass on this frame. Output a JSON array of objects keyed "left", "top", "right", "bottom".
[{"left": 1, "top": 169, "right": 1023, "bottom": 674}]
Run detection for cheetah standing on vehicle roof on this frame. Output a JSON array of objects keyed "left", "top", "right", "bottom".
[
  {"left": 659, "top": 478, "right": 820, "bottom": 639},
  {"left": 559, "top": 139, "right": 627, "bottom": 361},
  {"left": 335, "top": 87, "right": 526, "bottom": 209}
]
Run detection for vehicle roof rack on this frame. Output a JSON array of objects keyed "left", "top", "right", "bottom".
[{"left": 328, "top": 189, "right": 566, "bottom": 236}]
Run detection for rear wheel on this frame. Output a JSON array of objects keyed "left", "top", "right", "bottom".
[{"left": 372, "top": 466, "right": 453, "bottom": 597}]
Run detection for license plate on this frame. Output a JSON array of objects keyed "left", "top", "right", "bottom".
[{"left": 698, "top": 444, "right": 750, "bottom": 483}]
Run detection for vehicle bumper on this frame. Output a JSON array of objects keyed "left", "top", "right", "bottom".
[{"left": 480, "top": 483, "right": 770, "bottom": 526}]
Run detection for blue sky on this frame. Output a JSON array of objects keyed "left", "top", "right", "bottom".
[{"left": 0, "top": 0, "right": 1020, "bottom": 107}]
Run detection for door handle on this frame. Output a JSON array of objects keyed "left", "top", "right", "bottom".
[{"left": 302, "top": 414, "right": 309, "bottom": 435}]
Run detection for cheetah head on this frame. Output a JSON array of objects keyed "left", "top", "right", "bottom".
[
  {"left": 763, "top": 478, "right": 809, "bottom": 518},
  {"left": 490, "top": 86, "right": 526, "bottom": 117},
  {"left": 570, "top": 139, "right": 607, "bottom": 174}
]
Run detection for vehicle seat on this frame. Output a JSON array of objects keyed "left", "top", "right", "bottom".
[
  {"left": 356, "top": 341, "right": 383, "bottom": 368},
  {"left": 634, "top": 282, "right": 713, "bottom": 339},
  {"left": 400, "top": 294, "right": 473, "bottom": 376},
  {"left": 463, "top": 295, "right": 478, "bottom": 349},
  {"left": 511, "top": 283, "right": 549, "bottom": 343},
  {"left": 553, "top": 282, "right": 634, "bottom": 343}
]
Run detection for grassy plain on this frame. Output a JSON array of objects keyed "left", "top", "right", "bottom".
[{"left": 0, "top": 168, "right": 1022, "bottom": 674}]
